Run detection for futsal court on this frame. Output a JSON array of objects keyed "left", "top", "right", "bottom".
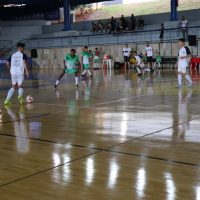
[{"left": 0, "top": 67, "right": 200, "bottom": 199}]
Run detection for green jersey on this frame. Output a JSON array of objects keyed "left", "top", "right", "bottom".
[
  {"left": 65, "top": 54, "right": 79, "bottom": 69},
  {"left": 81, "top": 51, "right": 90, "bottom": 65},
  {"left": 156, "top": 56, "right": 162, "bottom": 63},
  {"left": 65, "top": 54, "right": 79, "bottom": 74}
]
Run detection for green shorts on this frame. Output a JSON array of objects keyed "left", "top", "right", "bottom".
[
  {"left": 83, "top": 64, "right": 90, "bottom": 69},
  {"left": 65, "top": 68, "right": 78, "bottom": 75}
]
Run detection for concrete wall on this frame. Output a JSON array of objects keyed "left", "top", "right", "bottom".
[
  {"left": 42, "top": 9, "right": 200, "bottom": 33},
  {"left": 33, "top": 41, "right": 200, "bottom": 69}
]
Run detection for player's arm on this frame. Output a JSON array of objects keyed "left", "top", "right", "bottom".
[
  {"left": 81, "top": 55, "right": 83, "bottom": 67},
  {"left": 6, "top": 56, "right": 11, "bottom": 69}
]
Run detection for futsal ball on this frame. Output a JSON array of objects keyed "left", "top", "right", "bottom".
[{"left": 26, "top": 95, "right": 34, "bottom": 103}]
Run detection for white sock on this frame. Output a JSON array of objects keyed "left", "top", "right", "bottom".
[
  {"left": 186, "top": 74, "right": 192, "bottom": 84},
  {"left": 178, "top": 74, "right": 182, "bottom": 86},
  {"left": 18, "top": 88, "right": 24, "bottom": 97},
  {"left": 136, "top": 67, "right": 141, "bottom": 74},
  {"left": 75, "top": 77, "right": 78, "bottom": 85},
  {"left": 87, "top": 70, "right": 91, "bottom": 76},
  {"left": 6, "top": 88, "right": 15, "bottom": 101},
  {"left": 82, "top": 70, "right": 86, "bottom": 75},
  {"left": 55, "top": 80, "right": 59, "bottom": 85}
]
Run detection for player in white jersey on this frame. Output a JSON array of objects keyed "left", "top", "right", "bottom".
[
  {"left": 4, "top": 43, "right": 29, "bottom": 105},
  {"left": 176, "top": 38, "right": 192, "bottom": 88},
  {"left": 122, "top": 44, "right": 131, "bottom": 68},
  {"left": 145, "top": 42, "right": 154, "bottom": 72},
  {"left": 132, "top": 51, "right": 145, "bottom": 76}
]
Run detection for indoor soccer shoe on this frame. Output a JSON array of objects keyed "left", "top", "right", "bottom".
[
  {"left": 18, "top": 96, "right": 25, "bottom": 104},
  {"left": 4, "top": 100, "right": 11, "bottom": 106}
]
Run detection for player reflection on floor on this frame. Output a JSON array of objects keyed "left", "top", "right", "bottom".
[{"left": 5, "top": 106, "right": 30, "bottom": 153}]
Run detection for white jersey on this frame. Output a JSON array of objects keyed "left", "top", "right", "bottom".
[
  {"left": 9, "top": 51, "right": 27, "bottom": 75},
  {"left": 135, "top": 55, "right": 144, "bottom": 67},
  {"left": 145, "top": 46, "right": 153, "bottom": 57},
  {"left": 181, "top": 20, "right": 188, "bottom": 28},
  {"left": 123, "top": 48, "right": 131, "bottom": 57},
  {"left": 178, "top": 46, "right": 191, "bottom": 68}
]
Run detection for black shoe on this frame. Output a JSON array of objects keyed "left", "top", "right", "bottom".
[
  {"left": 90, "top": 75, "right": 93, "bottom": 78},
  {"left": 81, "top": 74, "right": 85, "bottom": 78}
]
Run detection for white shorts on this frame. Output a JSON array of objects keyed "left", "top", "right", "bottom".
[
  {"left": 178, "top": 65, "right": 187, "bottom": 74},
  {"left": 11, "top": 74, "right": 24, "bottom": 86}
]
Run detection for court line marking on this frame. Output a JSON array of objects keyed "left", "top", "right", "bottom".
[{"left": 0, "top": 116, "right": 199, "bottom": 189}]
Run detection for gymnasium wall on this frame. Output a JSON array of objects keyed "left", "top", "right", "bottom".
[{"left": 32, "top": 41, "right": 200, "bottom": 68}]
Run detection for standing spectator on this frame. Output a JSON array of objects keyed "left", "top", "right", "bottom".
[
  {"left": 97, "top": 20, "right": 104, "bottom": 33},
  {"left": 145, "top": 42, "right": 154, "bottom": 72},
  {"left": 180, "top": 16, "right": 188, "bottom": 39},
  {"left": 110, "top": 16, "right": 116, "bottom": 34},
  {"left": 120, "top": 15, "right": 126, "bottom": 31},
  {"left": 130, "top": 14, "right": 136, "bottom": 31},
  {"left": 91, "top": 22, "right": 97, "bottom": 34},
  {"left": 105, "top": 20, "right": 111, "bottom": 33},
  {"left": 122, "top": 44, "right": 132, "bottom": 68},
  {"left": 159, "top": 23, "right": 164, "bottom": 41},
  {"left": 115, "top": 19, "right": 122, "bottom": 34},
  {"left": 138, "top": 17, "right": 144, "bottom": 29},
  {"left": 93, "top": 48, "right": 100, "bottom": 70}
]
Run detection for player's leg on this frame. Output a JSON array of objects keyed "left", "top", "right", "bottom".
[
  {"left": 185, "top": 68, "right": 192, "bottom": 87},
  {"left": 17, "top": 75, "right": 25, "bottom": 104},
  {"left": 178, "top": 72, "right": 182, "bottom": 88},
  {"left": 4, "top": 75, "right": 17, "bottom": 105},
  {"left": 81, "top": 64, "right": 87, "bottom": 77},
  {"left": 55, "top": 69, "right": 65, "bottom": 88},
  {"left": 87, "top": 69, "right": 92, "bottom": 77},
  {"left": 136, "top": 65, "right": 141, "bottom": 75},
  {"left": 75, "top": 71, "right": 79, "bottom": 88}
]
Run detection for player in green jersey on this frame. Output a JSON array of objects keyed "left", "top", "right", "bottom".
[
  {"left": 81, "top": 46, "right": 93, "bottom": 78},
  {"left": 55, "top": 49, "right": 80, "bottom": 88}
]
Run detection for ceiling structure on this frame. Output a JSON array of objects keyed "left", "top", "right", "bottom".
[{"left": 0, "top": 0, "right": 113, "bottom": 7}]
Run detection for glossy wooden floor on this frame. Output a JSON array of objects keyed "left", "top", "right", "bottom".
[{"left": 0, "top": 68, "right": 200, "bottom": 200}]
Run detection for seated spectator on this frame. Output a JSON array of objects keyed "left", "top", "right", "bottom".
[
  {"left": 97, "top": 20, "right": 104, "bottom": 33},
  {"left": 130, "top": 14, "right": 136, "bottom": 31},
  {"left": 91, "top": 22, "right": 97, "bottom": 34},
  {"left": 138, "top": 17, "right": 144, "bottom": 29}
]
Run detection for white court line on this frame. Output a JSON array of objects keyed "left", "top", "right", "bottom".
[
  {"left": 34, "top": 94, "right": 146, "bottom": 109},
  {"left": 90, "top": 94, "right": 146, "bottom": 107}
]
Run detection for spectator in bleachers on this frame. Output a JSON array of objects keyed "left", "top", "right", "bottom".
[
  {"left": 105, "top": 20, "right": 111, "bottom": 33},
  {"left": 109, "top": 16, "right": 116, "bottom": 34},
  {"left": 97, "top": 20, "right": 104, "bottom": 33},
  {"left": 91, "top": 22, "right": 97, "bottom": 34},
  {"left": 116, "top": 19, "right": 122, "bottom": 34},
  {"left": 138, "top": 17, "right": 144, "bottom": 29},
  {"left": 159, "top": 23, "right": 164, "bottom": 41},
  {"left": 120, "top": 15, "right": 126, "bottom": 31},
  {"left": 130, "top": 14, "right": 136, "bottom": 31},
  {"left": 180, "top": 16, "right": 188, "bottom": 39}
]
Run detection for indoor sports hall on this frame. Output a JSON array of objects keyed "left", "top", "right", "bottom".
[{"left": 0, "top": 0, "right": 200, "bottom": 199}]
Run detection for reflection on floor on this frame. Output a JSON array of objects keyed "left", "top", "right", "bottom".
[{"left": 0, "top": 67, "right": 200, "bottom": 199}]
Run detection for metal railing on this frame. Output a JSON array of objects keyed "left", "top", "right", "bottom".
[{"left": 24, "top": 25, "right": 200, "bottom": 49}]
